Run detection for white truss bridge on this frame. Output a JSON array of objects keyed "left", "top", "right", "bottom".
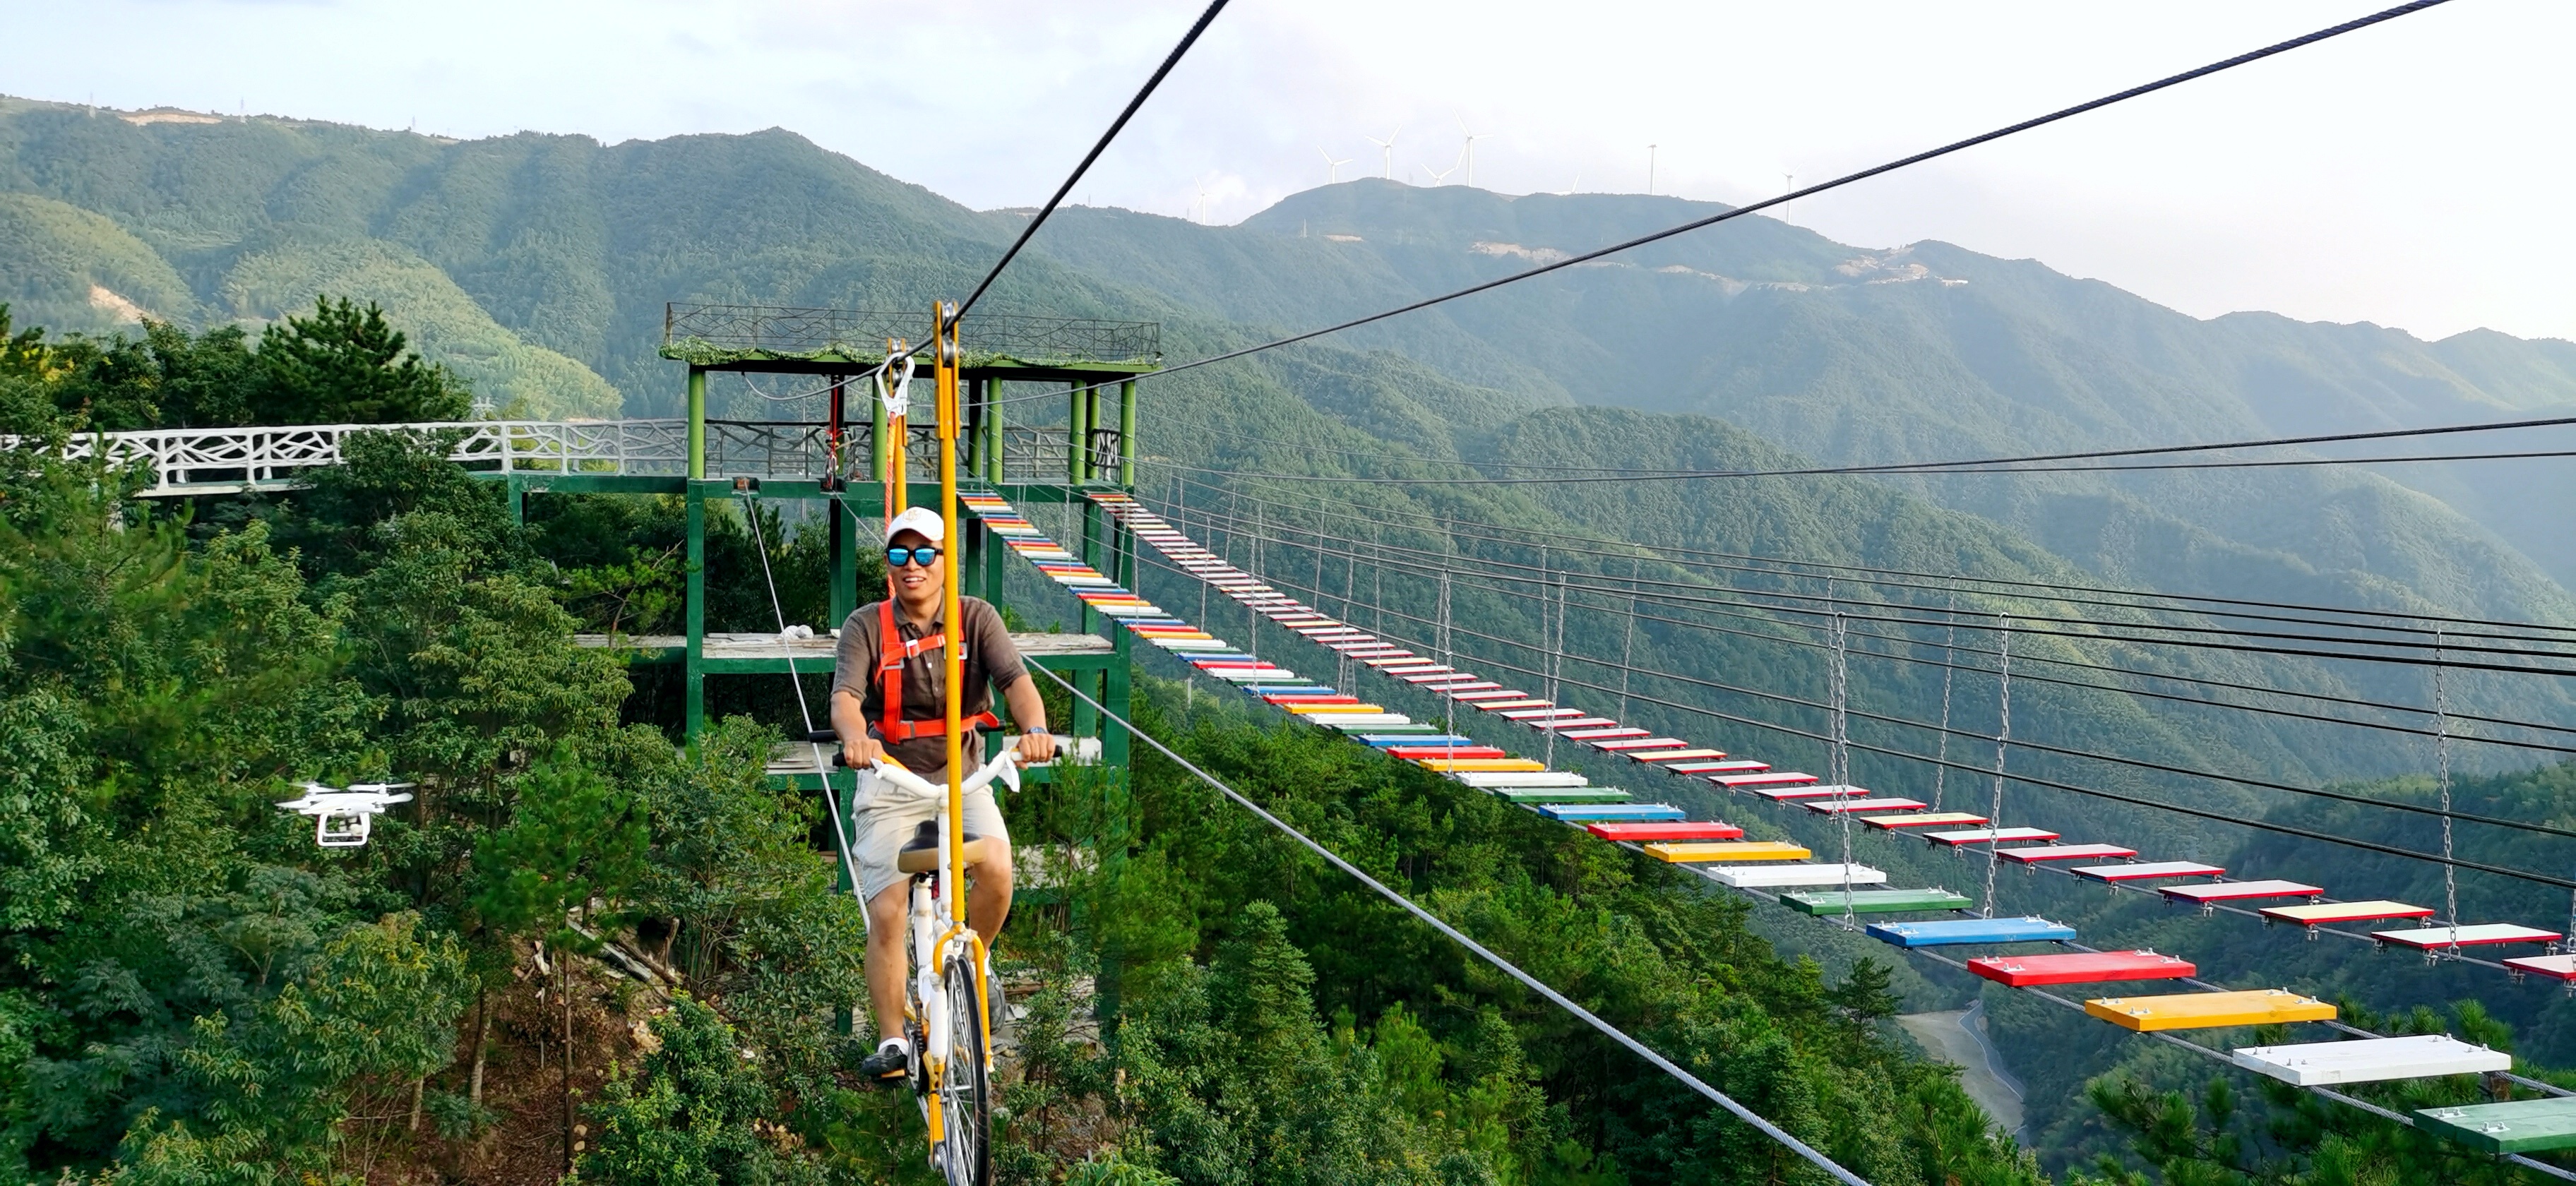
[
  {"left": 34, "top": 418, "right": 1090, "bottom": 496},
  {"left": 38, "top": 420, "right": 688, "bottom": 496}
]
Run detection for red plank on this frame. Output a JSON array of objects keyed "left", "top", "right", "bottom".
[
  {"left": 2159, "top": 880, "right": 2323, "bottom": 905},
  {"left": 1585, "top": 821, "right": 1747, "bottom": 842},
  {"left": 1996, "top": 844, "right": 2140, "bottom": 865},
  {"left": 1968, "top": 950, "right": 2197, "bottom": 988}
]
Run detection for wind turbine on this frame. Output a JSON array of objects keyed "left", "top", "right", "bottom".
[
  {"left": 1419, "top": 152, "right": 1460, "bottom": 186},
  {"left": 1366, "top": 128, "right": 1401, "bottom": 179},
  {"left": 1647, "top": 144, "right": 1658, "bottom": 195},
  {"left": 1318, "top": 146, "right": 1353, "bottom": 185},
  {"left": 1455, "top": 115, "right": 1488, "bottom": 188}
]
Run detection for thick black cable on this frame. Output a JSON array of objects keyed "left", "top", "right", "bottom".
[
  {"left": 1177, "top": 528, "right": 2576, "bottom": 761},
  {"left": 1155, "top": 470, "right": 2576, "bottom": 640},
  {"left": 1022, "top": 661, "right": 1876, "bottom": 1186},
  {"left": 1126, "top": 546, "right": 2576, "bottom": 887},
  {"left": 1145, "top": 544, "right": 2576, "bottom": 845},
  {"left": 1109, "top": 0, "right": 2453, "bottom": 384},
  {"left": 1155, "top": 481, "right": 2576, "bottom": 737},
  {"left": 1140, "top": 443, "right": 2576, "bottom": 484},
  {"left": 948, "top": 0, "right": 1232, "bottom": 328},
  {"left": 1181, "top": 417, "right": 2576, "bottom": 479},
  {"left": 1167, "top": 496, "right": 2576, "bottom": 679}
]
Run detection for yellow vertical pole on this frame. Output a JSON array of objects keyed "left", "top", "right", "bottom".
[
  {"left": 934, "top": 304, "right": 966, "bottom": 926},
  {"left": 884, "top": 338, "right": 910, "bottom": 521}
]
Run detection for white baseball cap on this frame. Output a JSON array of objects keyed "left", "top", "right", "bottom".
[{"left": 885, "top": 505, "right": 946, "bottom": 545}]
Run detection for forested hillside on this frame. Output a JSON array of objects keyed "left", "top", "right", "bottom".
[{"left": 8, "top": 91, "right": 2576, "bottom": 1183}]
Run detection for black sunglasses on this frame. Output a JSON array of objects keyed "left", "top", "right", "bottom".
[{"left": 886, "top": 545, "right": 943, "bottom": 568}]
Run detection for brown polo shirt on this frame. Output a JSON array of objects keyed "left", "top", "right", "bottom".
[{"left": 832, "top": 595, "right": 1027, "bottom": 777}]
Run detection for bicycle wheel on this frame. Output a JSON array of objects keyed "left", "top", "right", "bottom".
[{"left": 933, "top": 952, "right": 991, "bottom": 1186}]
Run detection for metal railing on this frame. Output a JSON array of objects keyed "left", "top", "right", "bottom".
[
  {"left": 44, "top": 420, "right": 686, "bottom": 495},
  {"left": 28, "top": 418, "right": 1128, "bottom": 496},
  {"left": 665, "top": 304, "right": 1160, "bottom": 366}
]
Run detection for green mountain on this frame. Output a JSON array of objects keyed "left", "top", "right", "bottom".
[{"left": 11, "top": 93, "right": 2576, "bottom": 1178}]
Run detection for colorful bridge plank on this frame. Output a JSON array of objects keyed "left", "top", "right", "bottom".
[
  {"left": 1867, "top": 916, "right": 2077, "bottom": 947},
  {"left": 1780, "top": 888, "right": 1972, "bottom": 916},
  {"left": 1705, "top": 863, "right": 1888, "bottom": 890},
  {"left": 2084, "top": 989, "right": 2334, "bottom": 1032},
  {"left": 2075, "top": 861, "right": 2224, "bottom": 882},
  {"left": 1998, "top": 844, "right": 2140, "bottom": 864},
  {"left": 2373, "top": 923, "right": 2562, "bottom": 950},
  {"left": 1642, "top": 840, "right": 1811, "bottom": 864},
  {"left": 2231, "top": 1035, "right": 2509, "bottom": 1086},
  {"left": 1925, "top": 827, "right": 2061, "bottom": 846},
  {"left": 2415, "top": 1098, "right": 2576, "bottom": 1155},
  {"left": 1967, "top": 951, "right": 2195, "bottom": 988},
  {"left": 1585, "top": 821, "right": 1745, "bottom": 842}
]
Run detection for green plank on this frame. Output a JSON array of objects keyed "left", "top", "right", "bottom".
[
  {"left": 1490, "top": 788, "right": 1630, "bottom": 804},
  {"left": 1779, "top": 888, "right": 1975, "bottom": 916},
  {"left": 2416, "top": 1098, "right": 2576, "bottom": 1154}
]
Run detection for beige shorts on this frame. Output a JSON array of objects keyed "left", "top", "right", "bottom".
[{"left": 851, "top": 771, "right": 1012, "bottom": 906}]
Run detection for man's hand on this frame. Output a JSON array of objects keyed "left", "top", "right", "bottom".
[
  {"left": 843, "top": 735, "right": 890, "bottom": 769},
  {"left": 1015, "top": 731, "right": 1057, "bottom": 765}
]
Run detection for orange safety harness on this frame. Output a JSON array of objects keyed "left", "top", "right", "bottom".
[{"left": 874, "top": 598, "right": 1001, "bottom": 743}]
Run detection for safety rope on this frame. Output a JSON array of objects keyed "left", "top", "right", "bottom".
[
  {"left": 741, "top": 496, "right": 865, "bottom": 906},
  {"left": 1980, "top": 618, "right": 2012, "bottom": 919}
]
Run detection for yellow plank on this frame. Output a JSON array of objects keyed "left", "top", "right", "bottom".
[
  {"left": 1643, "top": 840, "right": 1813, "bottom": 864},
  {"left": 1282, "top": 702, "right": 1384, "bottom": 714},
  {"left": 1414, "top": 758, "right": 1547, "bottom": 772},
  {"left": 2085, "top": 989, "right": 2335, "bottom": 1032}
]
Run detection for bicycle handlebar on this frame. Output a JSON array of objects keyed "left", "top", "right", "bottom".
[{"left": 866, "top": 743, "right": 1024, "bottom": 799}]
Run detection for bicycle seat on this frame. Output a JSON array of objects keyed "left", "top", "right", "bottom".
[{"left": 896, "top": 818, "right": 992, "bottom": 874}]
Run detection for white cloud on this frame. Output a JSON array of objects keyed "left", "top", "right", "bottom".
[{"left": 4, "top": 0, "right": 2569, "bottom": 341}]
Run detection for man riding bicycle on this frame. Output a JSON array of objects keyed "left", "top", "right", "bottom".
[{"left": 832, "top": 505, "right": 1056, "bottom": 1084}]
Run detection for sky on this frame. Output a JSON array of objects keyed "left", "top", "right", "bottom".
[{"left": 2, "top": 0, "right": 2568, "bottom": 342}]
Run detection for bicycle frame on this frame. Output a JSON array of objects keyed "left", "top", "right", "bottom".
[{"left": 870, "top": 743, "right": 1018, "bottom": 1153}]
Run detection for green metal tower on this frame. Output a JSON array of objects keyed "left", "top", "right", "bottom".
[{"left": 527, "top": 303, "right": 1160, "bottom": 786}]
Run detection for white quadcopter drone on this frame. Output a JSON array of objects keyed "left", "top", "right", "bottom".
[{"left": 275, "top": 781, "right": 415, "bottom": 848}]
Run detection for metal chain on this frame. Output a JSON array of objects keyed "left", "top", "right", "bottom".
[
  {"left": 1439, "top": 569, "right": 1455, "bottom": 739},
  {"left": 1981, "top": 617, "right": 2013, "bottom": 919},
  {"left": 1833, "top": 613, "right": 1857, "bottom": 928},
  {"left": 1616, "top": 558, "right": 1641, "bottom": 723},
  {"left": 1248, "top": 501, "right": 1263, "bottom": 664},
  {"left": 2436, "top": 625, "right": 2458, "bottom": 955},
  {"left": 1933, "top": 587, "right": 1958, "bottom": 810},
  {"left": 1545, "top": 573, "right": 1566, "bottom": 767}
]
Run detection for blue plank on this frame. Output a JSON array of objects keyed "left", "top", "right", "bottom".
[
  {"left": 1361, "top": 734, "right": 1476, "bottom": 747},
  {"left": 1865, "top": 917, "right": 2077, "bottom": 947},
  {"left": 1249, "top": 685, "right": 1342, "bottom": 696},
  {"left": 1539, "top": 803, "right": 1685, "bottom": 822}
]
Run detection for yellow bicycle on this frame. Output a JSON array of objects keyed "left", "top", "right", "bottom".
[{"left": 864, "top": 745, "right": 1020, "bottom": 1185}]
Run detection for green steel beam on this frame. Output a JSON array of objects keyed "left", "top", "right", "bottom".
[
  {"left": 684, "top": 480, "right": 707, "bottom": 738},
  {"left": 1118, "top": 378, "right": 1137, "bottom": 487},
  {"left": 686, "top": 367, "right": 706, "bottom": 480}
]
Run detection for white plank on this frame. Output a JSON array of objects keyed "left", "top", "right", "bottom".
[
  {"left": 2231, "top": 1035, "right": 2510, "bottom": 1086},
  {"left": 1708, "top": 863, "right": 1889, "bottom": 890}
]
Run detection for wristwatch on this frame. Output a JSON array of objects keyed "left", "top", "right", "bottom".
[{"left": 1027, "top": 726, "right": 1051, "bottom": 736}]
